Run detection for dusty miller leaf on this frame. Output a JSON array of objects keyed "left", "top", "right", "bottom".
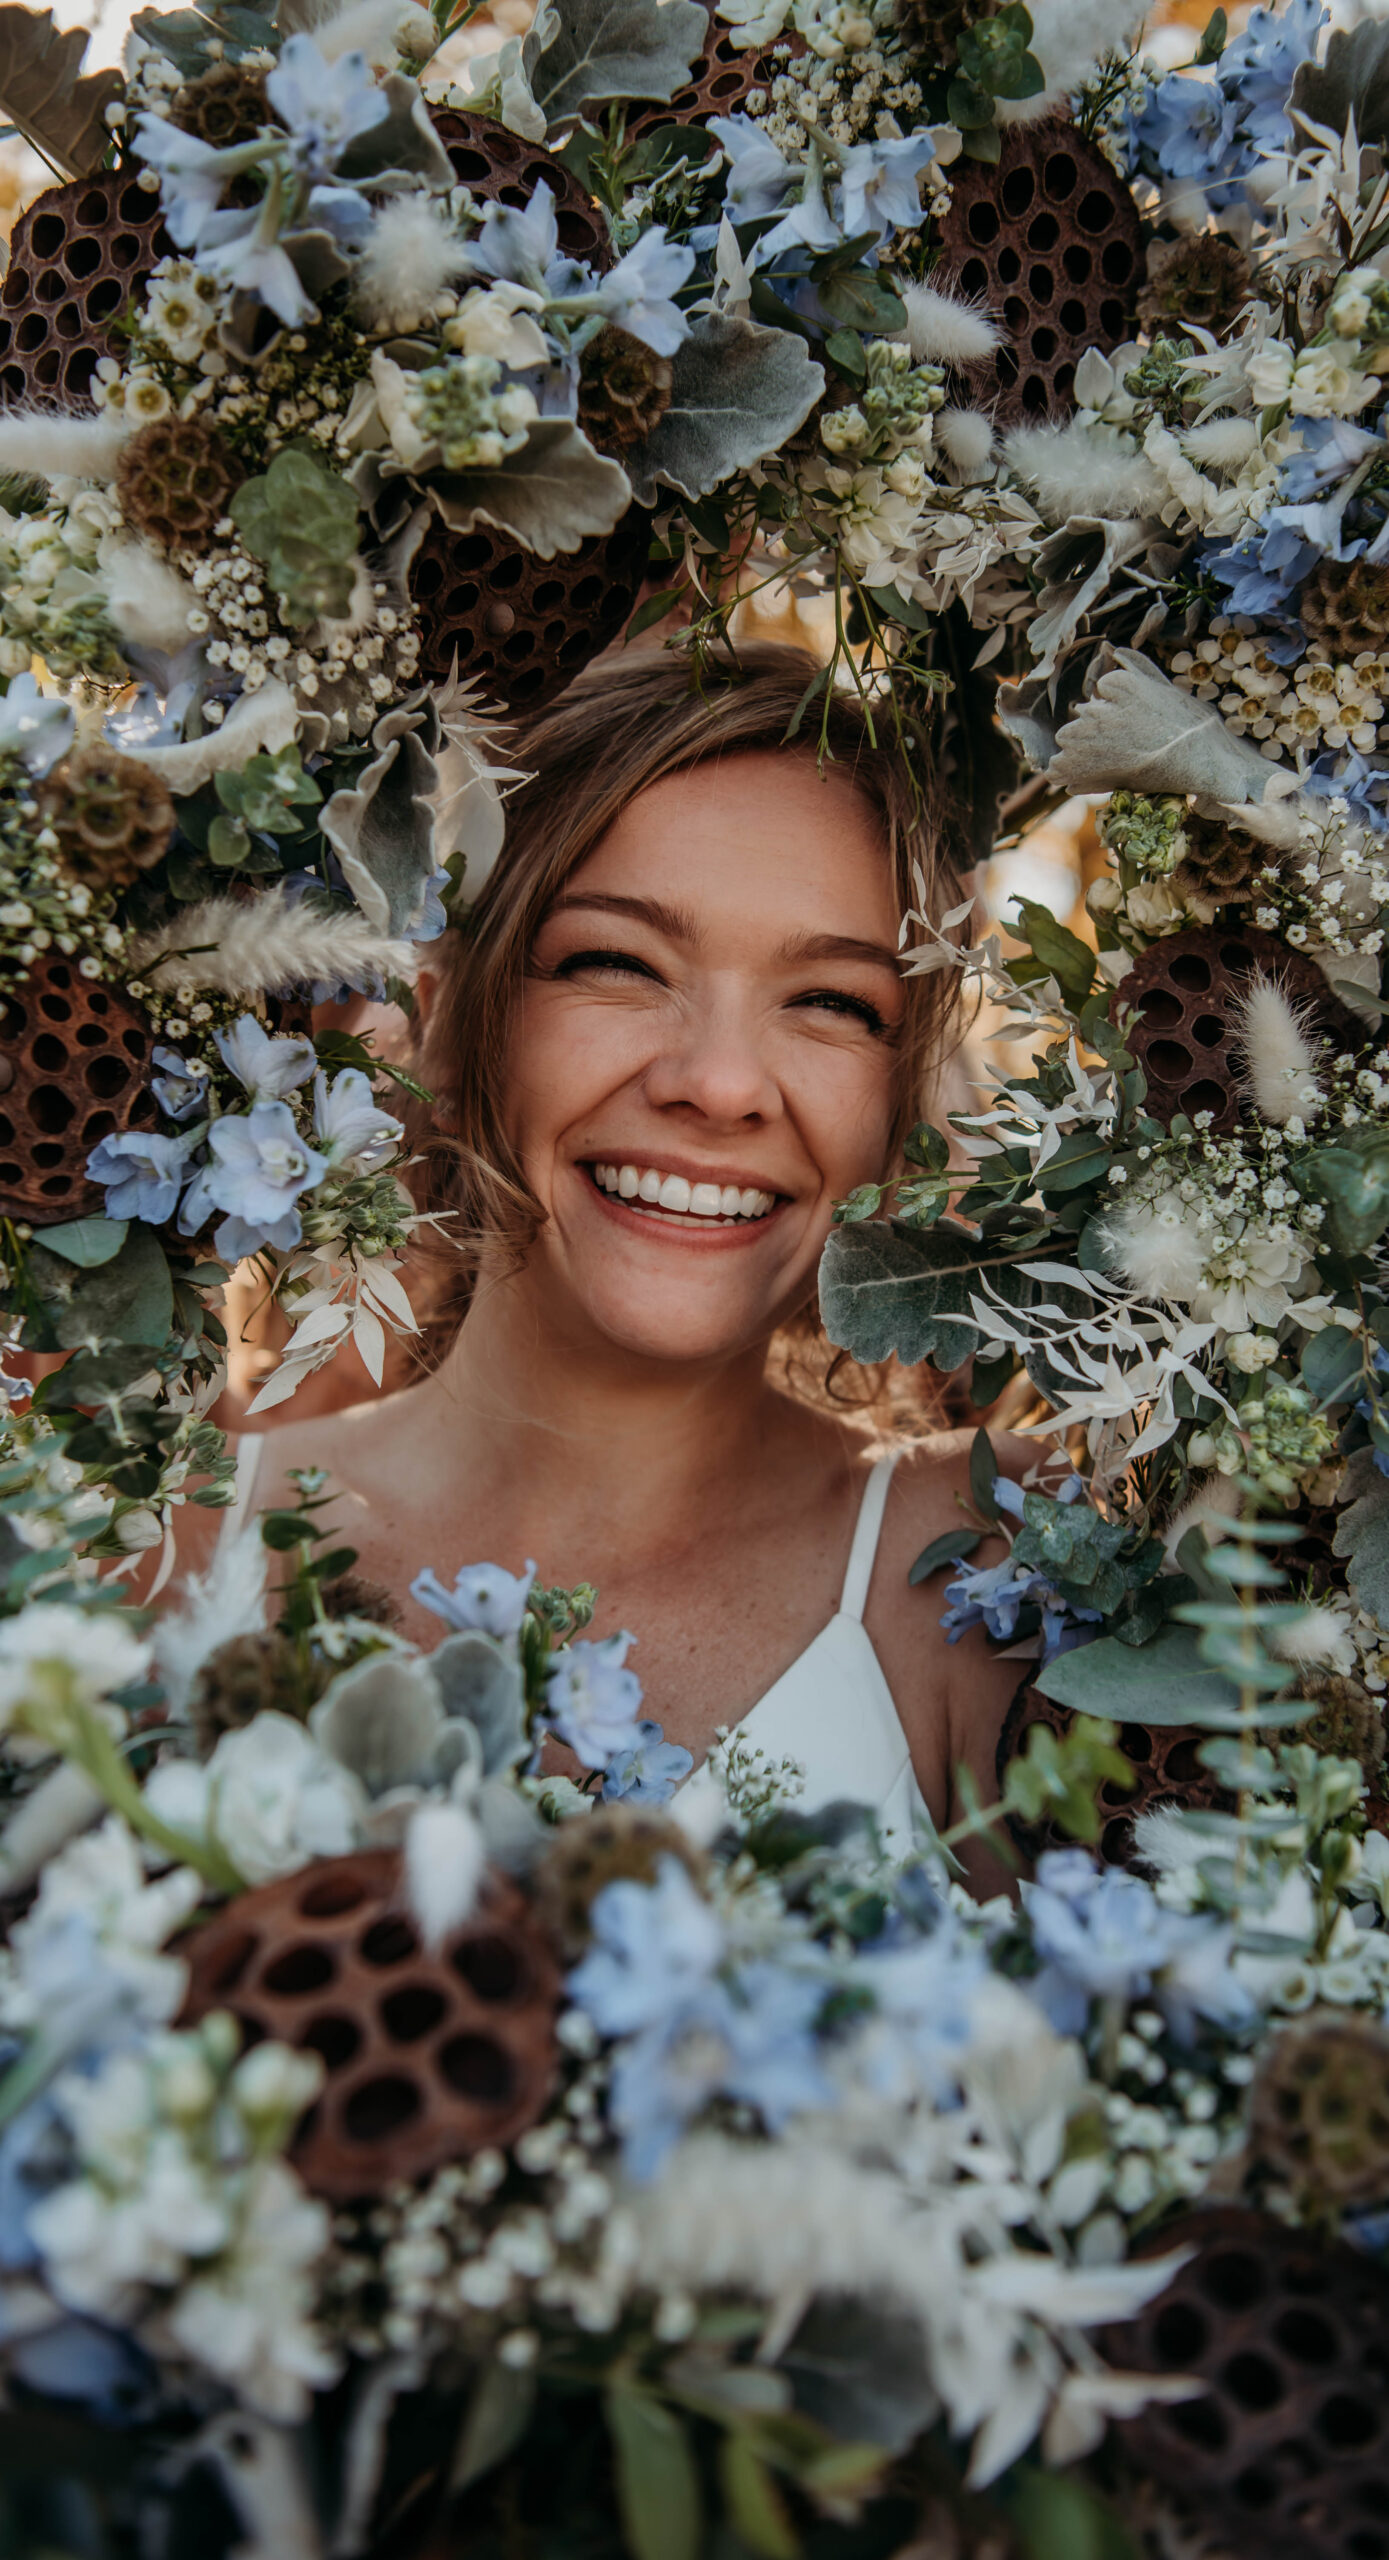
[
  {"left": 1292, "top": 17, "right": 1389, "bottom": 144},
  {"left": 525, "top": 0, "right": 706, "bottom": 123},
  {"left": 625, "top": 313, "right": 825, "bottom": 507},
  {"left": 430, "top": 420, "right": 633, "bottom": 558},
  {"left": 0, "top": 6, "right": 122, "bottom": 178},
  {"left": 1333, "top": 1448, "right": 1389, "bottom": 1623}
]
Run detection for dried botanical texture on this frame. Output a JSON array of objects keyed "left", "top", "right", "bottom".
[
  {"left": 996, "top": 1676, "right": 1228, "bottom": 1867},
  {"left": 115, "top": 415, "right": 244, "bottom": 554},
  {"left": 0, "top": 170, "right": 172, "bottom": 406},
  {"left": 428, "top": 107, "right": 608, "bottom": 268},
  {"left": 1110, "top": 925, "right": 1361, "bottom": 1137},
  {"left": 39, "top": 743, "right": 175, "bottom": 889},
  {"left": 180, "top": 1851, "right": 562, "bottom": 2200},
  {"left": 932, "top": 119, "right": 1142, "bottom": 421},
  {"left": 1284, "top": 1667, "right": 1386, "bottom": 1779},
  {"left": 1171, "top": 812, "right": 1265, "bottom": 906},
  {"left": 621, "top": 15, "right": 786, "bottom": 145},
  {"left": 189, "top": 1631, "right": 326, "bottom": 1754},
  {"left": 319, "top": 1572, "right": 402, "bottom": 1629},
  {"left": 1138, "top": 235, "right": 1253, "bottom": 341},
  {"left": 169, "top": 59, "right": 270, "bottom": 147},
  {"left": 535, "top": 1805, "right": 706, "bottom": 1958},
  {"left": 1106, "top": 2205, "right": 1389, "bottom": 2560},
  {"left": 577, "top": 325, "right": 674, "bottom": 455},
  {"left": 1299, "top": 555, "right": 1389, "bottom": 660},
  {"left": 408, "top": 506, "right": 652, "bottom": 711},
  {"left": 1249, "top": 2010, "right": 1389, "bottom": 2207},
  {"left": 0, "top": 955, "right": 157, "bottom": 1223}
]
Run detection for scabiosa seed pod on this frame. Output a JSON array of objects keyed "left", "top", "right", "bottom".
[
  {"left": 534, "top": 1805, "right": 706, "bottom": 1960},
  {"left": 188, "top": 1630, "right": 329, "bottom": 1755},
  {"left": 170, "top": 60, "right": 270, "bottom": 147},
  {"left": 1299, "top": 556, "right": 1389, "bottom": 660},
  {"left": 576, "top": 325, "right": 675, "bottom": 456},
  {"left": 319, "top": 1571, "right": 402, "bottom": 1629},
  {"left": 39, "top": 744, "right": 175, "bottom": 889},
  {"left": 894, "top": 0, "right": 998, "bottom": 62},
  {"left": 1282, "top": 1668, "right": 1386, "bottom": 1782},
  {"left": 1250, "top": 2010, "right": 1389, "bottom": 2207},
  {"left": 1138, "top": 234, "right": 1253, "bottom": 341},
  {"left": 116, "top": 415, "right": 243, "bottom": 553},
  {"left": 1171, "top": 812, "right": 1264, "bottom": 905}
]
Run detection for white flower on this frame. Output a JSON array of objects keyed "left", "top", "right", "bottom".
[
  {"left": 162, "top": 2156, "right": 337, "bottom": 2419},
  {"left": 0, "top": 1602, "right": 149, "bottom": 1736},
  {"left": 444, "top": 282, "right": 548, "bottom": 371},
  {"left": 0, "top": 1818, "right": 200, "bottom": 2038},
  {"left": 1225, "top": 1330, "right": 1279, "bottom": 1374},
  {"left": 123, "top": 368, "right": 173, "bottom": 424},
  {"left": 1289, "top": 346, "right": 1378, "bottom": 419},
  {"left": 144, "top": 1712, "right": 367, "bottom": 1886},
  {"left": 1246, "top": 340, "right": 1295, "bottom": 407}
]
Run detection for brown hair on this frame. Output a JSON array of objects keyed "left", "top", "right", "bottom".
[{"left": 407, "top": 642, "right": 969, "bottom": 1391}]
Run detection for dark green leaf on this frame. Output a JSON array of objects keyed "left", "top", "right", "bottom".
[
  {"left": 34, "top": 1216, "right": 128, "bottom": 1269},
  {"left": 903, "top": 1119, "right": 950, "bottom": 1173},
  {"left": 719, "top": 2433, "right": 798, "bottom": 2559},
  {"left": 1035, "top": 1128, "right": 1110, "bottom": 1194},
  {"left": 1333, "top": 1448, "right": 1389, "bottom": 1620},
  {"left": 909, "top": 1526, "right": 981, "bottom": 1585},
  {"left": 823, "top": 327, "right": 866, "bottom": 378},
  {"left": 813, "top": 266, "right": 906, "bottom": 332},
  {"left": 1195, "top": 5, "right": 1227, "bottom": 60},
  {"left": 970, "top": 1424, "right": 1000, "bottom": 1523},
  {"left": 605, "top": 2386, "right": 701, "bottom": 2560},
  {"left": 449, "top": 2358, "right": 538, "bottom": 2493},
  {"left": 1010, "top": 899, "right": 1095, "bottom": 1004},
  {"left": 1034, "top": 1622, "right": 1245, "bottom": 1726},
  {"left": 1300, "top": 1325, "right": 1364, "bottom": 1405},
  {"left": 624, "top": 584, "right": 687, "bottom": 638},
  {"left": 1296, "top": 1139, "right": 1389, "bottom": 1256}
]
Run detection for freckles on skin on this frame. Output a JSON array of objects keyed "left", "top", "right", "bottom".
[{"left": 498, "top": 752, "right": 907, "bottom": 1357}]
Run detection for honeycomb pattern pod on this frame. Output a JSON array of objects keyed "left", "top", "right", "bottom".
[
  {"left": 1109, "top": 925, "right": 1364, "bottom": 1138},
  {"left": 1104, "top": 2206, "right": 1389, "bottom": 2560},
  {"left": 428, "top": 107, "right": 609, "bottom": 268},
  {"left": 181, "top": 1850, "right": 562, "bottom": 2201},
  {"left": 0, "top": 171, "right": 173, "bottom": 407},
  {"left": 409, "top": 506, "right": 652, "bottom": 711},
  {"left": 996, "top": 1674, "right": 1230, "bottom": 1868},
  {"left": 933, "top": 119, "right": 1142, "bottom": 421},
  {"left": 0, "top": 957, "right": 158, "bottom": 1224}
]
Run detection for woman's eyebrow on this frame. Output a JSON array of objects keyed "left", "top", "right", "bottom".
[
  {"left": 548, "top": 890, "right": 700, "bottom": 941},
  {"left": 779, "top": 929, "right": 904, "bottom": 971}
]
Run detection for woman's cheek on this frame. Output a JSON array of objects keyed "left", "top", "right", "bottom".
[{"left": 788, "top": 1037, "right": 897, "bottom": 1189}]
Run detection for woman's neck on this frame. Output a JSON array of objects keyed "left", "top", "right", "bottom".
[{"left": 423, "top": 1269, "right": 806, "bottom": 1558}]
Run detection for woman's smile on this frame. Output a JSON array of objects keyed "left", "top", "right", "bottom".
[{"left": 582, "top": 1156, "right": 784, "bottom": 1238}]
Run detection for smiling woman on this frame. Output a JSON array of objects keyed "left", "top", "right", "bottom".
[{"left": 212, "top": 644, "right": 1023, "bottom": 1878}]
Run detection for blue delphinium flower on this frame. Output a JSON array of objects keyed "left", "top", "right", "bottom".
[
  {"left": 569, "top": 1856, "right": 723, "bottom": 2035},
  {"left": 941, "top": 1554, "right": 1100, "bottom": 1662},
  {"left": 854, "top": 1924, "right": 985, "bottom": 2103},
  {"left": 312, "top": 1068, "right": 402, "bottom": 1172},
  {"left": 150, "top": 1046, "right": 209, "bottom": 1125},
  {"left": 838, "top": 133, "right": 940, "bottom": 242},
  {"left": 1023, "top": 1850, "right": 1255, "bottom": 2042},
  {"left": 216, "top": 1015, "right": 317, "bottom": 1102},
  {"left": 1127, "top": 74, "right": 1239, "bottom": 191},
  {"left": 1305, "top": 748, "right": 1389, "bottom": 831},
  {"left": 178, "top": 1099, "right": 328, "bottom": 1260},
  {"left": 1127, "top": 0, "right": 1325, "bottom": 203},
  {"left": 543, "top": 1631, "right": 646, "bottom": 1770},
  {"left": 708, "top": 114, "right": 797, "bottom": 219},
  {"left": 86, "top": 1126, "right": 201, "bottom": 1224},
  {"left": 263, "top": 34, "right": 389, "bottom": 183},
  {"left": 0, "top": 671, "right": 74, "bottom": 776},
  {"left": 411, "top": 1559, "right": 536, "bottom": 1641},
  {"left": 601, "top": 1719, "right": 695, "bottom": 1806},
  {"left": 608, "top": 1966, "right": 831, "bottom": 2178},
  {"left": 1219, "top": 0, "right": 1326, "bottom": 148},
  {"left": 589, "top": 228, "right": 694, "bottom": 357}
]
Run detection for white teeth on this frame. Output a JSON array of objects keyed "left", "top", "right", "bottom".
[{"left": 591, "top": 1163, "right": 776, "bottom": 1221}]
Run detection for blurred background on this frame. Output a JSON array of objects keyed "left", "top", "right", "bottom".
[{"left": 0, "top": 0, "right": 1360, "bottom": 1417}]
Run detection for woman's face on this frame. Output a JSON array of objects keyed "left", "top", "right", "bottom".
[{"left": 500, "top": 750, "right": 907, "bottom": 1368}]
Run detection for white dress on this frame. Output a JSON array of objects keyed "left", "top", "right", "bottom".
[{"left": 215, "top": 1443, "right": 927, "bottom": 1849}]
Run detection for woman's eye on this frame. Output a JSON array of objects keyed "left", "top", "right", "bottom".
[
  {"left": 551, "top": 947, "right": 661, "bottom": 986},
  {"left": 792, "top": 988, "right": 890, "bottom": 1035}
]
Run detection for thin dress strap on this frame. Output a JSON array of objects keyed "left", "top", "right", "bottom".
[
  {"left": 838, "top": 1451, "right": 900, "bottom": 1621},
  {"left": 216, "top": 1434, "right": 265, "bottom": 1547}
]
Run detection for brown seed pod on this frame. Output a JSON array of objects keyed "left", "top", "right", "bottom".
[
  {"left": 429, "top": 107, "right": 610, "bottom": 268},
  {"left": 408, "top": 504, "right": 652, "bottom": 711},
  {"left": 577, "top": 325, "right": 674, "bottom": 455},
  {"left": 180, "top": 1851, "right": 562, "bottom": 2200},
  {"left": 996, "top": 1674, "right": 1230, "bottom": 1868},
  {"left": 1110, "top": 925, "right": 1365, "bottom": 1138},
  {"left": 1249, "top": 2011, "right": 1389, "bottom": 2210},
  {"left": 1103, "top": 2205, "right": 1389, "bottom": 2560},
  {"left": 0, "top": 172, "right": 174, "bottom": 407},
  {"left": 932, "top": 118, "right": 1142, "bottom": 422},
  {"left": 1139, "top": 234, "right": 1253, "bottom": 343},
  {"left": 38, "top": 745, "right": 176, "bottom": 890},
  {"left": 895, "top": 0, "right": 1000, "bottom": 55},
  {"left": 188, "top": 1633, "right": 329, "bottom": 1757},
  {"left": 1299, "top": 556, "right": 1389, "bottom": 662},
  {"left": 1171, "top": 813, "right": 1267, "bottom": 908},
  {"left": 116, "top": 415, "right": 244, "bottom": 555},
  {"left": 535, "top": 1805, "right": 706, "bottom": 1960},
  {"left": 170, "top": 60, "right": 271, "bottom": 148},
  {"left": 0, "top": 956, "right": 158, "bottom": 1224},
  {"left": 621, "top": 11, "right": 793, "bottom": 144}
]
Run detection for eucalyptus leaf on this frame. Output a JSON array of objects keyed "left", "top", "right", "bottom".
[
  {"left": 34, "top": 1217, "right": 128, "bottom": 1270},
  {"left": 0, "top": 6, "right": 122, "bottom": 178},
  {"left": 1332, "top": 1448, "right": 1389, "bottom": 1621},
  {"left": 448, "top": 2358, "right": 537, "bottom": 2492},
  {"left": 624, "top": 314, "right": 824, "bottom": 508},
  {"left": 29, "top": 1227, "right": 173, "bottom": 1351},
  {"left": 781, "top": 2295, "right": 935, "bottom": 2454},
  {"left": 525, "top": 0, "right": 706, "bottom": 123},
  {"left": 820, "top": 1218, "right": 1043, "bottom": 1371},
  {"left": 1034, "top": 1623, "right": 1244, "bottom": 1726},
  {"left": 1300, "top": 1324, "right": 1365, "bottom": 1405},
  {"left": 719, "top": 2434, "right": 797, "bottom": 2560},
  {"left": 430, "top": 421, "right": 632, "bottom": 558},
  {"left": 909, "top": 1527, "right": 982, "bottom": 1585}
]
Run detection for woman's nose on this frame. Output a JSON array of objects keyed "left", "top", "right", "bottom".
[{"left": 642, "top": 990, "right": 781, "bottom": 1125}]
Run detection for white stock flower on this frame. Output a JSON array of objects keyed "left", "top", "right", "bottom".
[
  {"left": 163, "top": 2157, "right": 337, "bottom": 2419},
  {"left": 1246, "top": 340, "right": 1295, "bottom": 407},
  {"left": 144, "top": 1711, "right": 367, "bottom": 1885},
  {"left": 444, "top": 282, "right": 548, "bottom": 370},
  {"left": 0, "top": 1603, "right": 149, "bottom": 1735},
  {"left": 1290, "top": 346, "right": 1378, "bottom": 418}
]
